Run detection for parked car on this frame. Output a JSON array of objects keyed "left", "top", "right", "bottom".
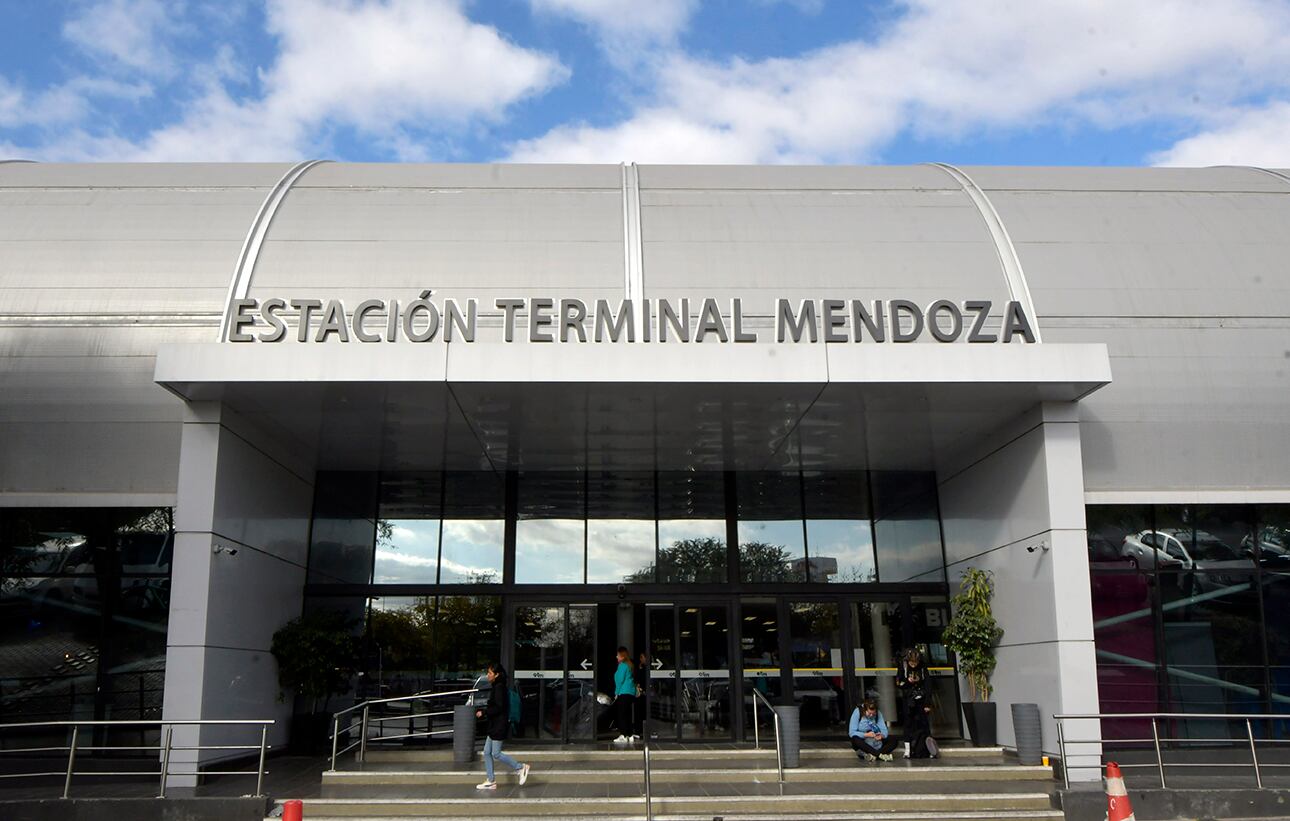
[{"left": 1120, "top": 529, "right": 1192, "bottom": 570}]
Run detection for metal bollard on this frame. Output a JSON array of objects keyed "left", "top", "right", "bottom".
[
  {"left": 778, "top": 704, "right": 801, "bottom": 769},
  {"left": 282, "top": 798, "right": 303, "bottom": 821},
  {"left": 453, "top": 704, "right": 478, "bottom": 765}
]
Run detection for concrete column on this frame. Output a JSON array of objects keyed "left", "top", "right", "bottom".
[
  {"left": 937, "top": 401, "right": 1101, "bottom": 780},
  {"left": 161, "top": 402, "right": 315, "bottom": 789}
]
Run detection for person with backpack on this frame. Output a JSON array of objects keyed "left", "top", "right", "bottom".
[
  {"left": 895, "top": 647, "right": 939, "bottom": 759},
  {"left": 612, "top": 646, "right": 639, "bottom": 743},
  {"left": 849, "top": 697, "right": 899, "bottom": 761},
  {"left": 474, "top": 662, "right": 531, "bottom": 789}
]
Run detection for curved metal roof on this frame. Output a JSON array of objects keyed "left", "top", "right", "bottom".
[{"left": 1, "top": 163, "right": 1289, "bottom": 496}]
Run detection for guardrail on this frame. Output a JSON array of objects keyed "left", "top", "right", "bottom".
[
  {"left": 1054, "top": 712, "right": 1290, "bottom": 790},
  {"left": 642, "top": 741, "right": 653, "bottom": 821},
  {"left": 0, "top": 718, "right": 274, "bottom": 797},
  {"left": 329, "top": 688, "right": 479, "bottom": 771},
  {"left": 750, "top": 688, "right": 785, "bottom": 785}
]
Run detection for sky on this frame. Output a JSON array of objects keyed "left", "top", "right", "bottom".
[{"left": 2, "top": 0, "right": 1290, "bottom": 166}]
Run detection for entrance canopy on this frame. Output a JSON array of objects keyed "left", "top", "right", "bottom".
[{"left": 154, "top": 342, "right": 1110, "bottom": 473}]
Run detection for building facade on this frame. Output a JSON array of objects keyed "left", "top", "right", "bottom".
[{"left": 3, "top": 161, "right": 1290, "bottom": 781}]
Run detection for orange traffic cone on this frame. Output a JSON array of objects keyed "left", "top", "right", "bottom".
[{"left": 1105, "top": 761, "right": 1136, "bottom": 821}]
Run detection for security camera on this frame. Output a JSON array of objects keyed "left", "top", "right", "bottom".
[
  {"left": 1026, "top": 543, "right": 1049, "bottom": 553},
  {"left": 227, "top": 547, "right": 238, "bottom": 556}
]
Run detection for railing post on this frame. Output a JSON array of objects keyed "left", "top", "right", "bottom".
[
  {"left": 256, "top": 724, "right": 269, "bottom": 797},
  {"left": 1151, "top": 717, "right": 1166, "bottom": 788},
  {"left": 359, "top": 705, "right": 370, "bottom": 763},
  {"left": 1056, "top": 719, "right": 1069, "bottom": 790},
  {"left": 1247, "top": 718, "right": 1263, "bottom": 789},
  {"left": 752, "top": 692, "right": 760, "bottom": 749},
  {"left": 159, "top": 725, "right": 173, "bottom": 798},
  {"left": 62, "top": 725, "right": 79, "bottom": 799},
  {"left": 643, "top": 744, "right": 652, "bottom": 821},
  {"left": 330, "top": 715, "right": 340, "bottom": 772}
]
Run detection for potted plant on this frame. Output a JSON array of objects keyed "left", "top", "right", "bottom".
[
  {"left": 270, "top": 609, "right": 361, "bottom": 753},
  {"left": 941, "top": 568, "right": 1003, "bottom": 747}
]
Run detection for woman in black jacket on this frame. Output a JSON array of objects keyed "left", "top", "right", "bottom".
[{"left": 474, "top": 663, "right": 531, "bottom": 789}]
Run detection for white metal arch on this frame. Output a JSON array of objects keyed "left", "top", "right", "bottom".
[
  {"left": 926, "top": 162, "right": 1043, "bottom": 343},
  {"left": 217, "top": 159, "right": 329, "bottom": 342}
]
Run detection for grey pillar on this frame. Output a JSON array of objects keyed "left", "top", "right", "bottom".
[{"left": 778, "top": 705, "right": 801, "bottom": 768}]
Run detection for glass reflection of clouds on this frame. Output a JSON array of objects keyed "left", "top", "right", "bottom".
[
  {"left": 439, "top": 520, "right": 503, "bottom": 584},
  {"left": 587, "top": 519, "right": 655, "bottom": 583},
  {"left": 515, "top": 518, "right": 585, "bottom": 583},
  {"left": 806, "top": 520, "right": 876, "bottom": 583},
  {"left": 374, "top": 519, "right": 440, "bottom": 584}
]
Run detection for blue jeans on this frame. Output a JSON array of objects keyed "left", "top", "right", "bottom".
[{"left": 483, "top": 736, "right": 522, "bottom": 782}]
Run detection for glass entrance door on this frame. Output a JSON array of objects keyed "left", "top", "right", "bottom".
[
  {"left": 644, "top": 603, "right": 733, "bottom": 740},
  {"left": 511, "top": 603, "right": 598, "bottom": 742}
]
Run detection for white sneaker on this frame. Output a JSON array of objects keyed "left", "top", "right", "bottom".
[
  {"left": 518, "top": 763, "right": 531, "bottom": 785},
  {"left": 863, "top": 752, "right": 876, "bottom": 762},
  {"left": 613, "top": 735, "right": 629, "bottom": 744},
  {"left": 630, "top": 734, "right": 641, "bottom": 742},
  {"left": 475, "top": 781, "right": 497, "bottom": 790},
  {"left": 879, "top": 753, "right": 894, "bottom": 762},
  {"left": 903, "top": 742, "right": 911, "bottom": 758}
]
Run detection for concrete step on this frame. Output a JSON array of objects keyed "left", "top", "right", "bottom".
[
  {"left": 281, "top": 791, "right": 1057, "bottom": 817},
  {"left": 361, "top": 745, "right": 1007, "bottom": 765},
  {"left": 270, "top": 813, "right": 1065, "bottom": 821},
  {"left": 322, "top": 763, "right": 1053, "bottom": 792}
]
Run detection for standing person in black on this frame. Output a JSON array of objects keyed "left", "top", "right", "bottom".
[
  {"left": 895, "top": 647, "right": 936, "bottom": 758},
  {"left": 634, "top": 651, "right": 650, "bottom": 737},
  {"left": 474, "top": 662, "right": 532, "bottom": 789}
]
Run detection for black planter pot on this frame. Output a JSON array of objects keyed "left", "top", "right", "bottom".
[
  {"left": 289, "top": 713, "right": 331, "bottom": 755},
  {"left": 962, "top": 702, "right": 998, "bottom": 747}
]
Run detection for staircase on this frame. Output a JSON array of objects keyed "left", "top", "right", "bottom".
[{"left": 277, "top": 743, "right": 1062, "bottom": 820}]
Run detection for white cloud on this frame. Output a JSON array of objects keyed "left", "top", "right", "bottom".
[
  {"left": 13, "top": 0, "right": 568, "bottom": 161},
  {"left": 529, "top": 0, "right": 697, "bottom": 41},
  {"left": 511, "top": 0, "right": 1290, "bottom": 164},
  {"left": 0, "top": 75, "right": 150, "bottom": 130},
  {"left": 63, "top": 0, "right": 185, "bottom": 76},
  {"left": 1151, "top": 101, "right": 1290, "bottom": 167},
  {"left": 131, "top": 0, "right": 569, "bottom": 161}
]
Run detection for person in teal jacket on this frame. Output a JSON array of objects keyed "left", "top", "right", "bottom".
[
  {"left": 849, "top": 698, "right": 899, "bottom": 761},
  {"left": 611, "top": 646, "right": 638, "bottom": 743}
]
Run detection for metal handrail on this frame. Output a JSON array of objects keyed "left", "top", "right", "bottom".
[
  {"left": 1054, "top": 712, "right": 1290, "bottom": 790},
  {"left": 0, "top": 718, "right": 273, "bottom": 798},
  {"left": 751, "top": 689, "right": 785, "bottom": 785},
  {"left": 329, "top": 688, "right": 479, "bottom": 771},
  {"left": 642, "top": 742, "right": 653, "bottom": 821}
]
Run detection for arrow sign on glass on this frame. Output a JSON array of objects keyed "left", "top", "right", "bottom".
[
  {"left": 580, "top": 659, "right": 592, "bottom": 671},
  {"left": 652, "top": 659, "right": 664, "bottom": 670}
]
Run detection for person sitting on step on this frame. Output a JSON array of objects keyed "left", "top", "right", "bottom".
[{"left": 848, "top": 697, "right": 899, "bottom": 762}]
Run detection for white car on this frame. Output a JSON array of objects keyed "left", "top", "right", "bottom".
[{"left": 1120, "top": 529, "right": 1192, "bottom": 570}]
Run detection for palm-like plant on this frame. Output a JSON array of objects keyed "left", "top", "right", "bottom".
[{"left": 941, "top": 568, "right": 1004, "bottom": 702}]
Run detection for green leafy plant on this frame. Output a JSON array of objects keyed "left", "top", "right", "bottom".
[
  {"left": 270, "top": 609, "right": 361, "bottom": 713},
  {"left": 941, "top": 568, "right": 1004, "bottom": 702}
]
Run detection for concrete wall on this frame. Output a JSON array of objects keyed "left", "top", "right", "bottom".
[
  {"left": 161, "top": 401, "right": 314, "bottom": 787},
  {"left": 937, "top": 400, "right": 1101, "bottom": 779}
]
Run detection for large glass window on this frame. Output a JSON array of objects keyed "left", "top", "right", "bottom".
[
  {"left": 439, "top": 471, "right": 505, "bottom": 584},
  {"left": 656, "top": 471, "right": 727, "bottom": 584},
  {"left": 363, "top": 594, "right": 502, "bottom": 697},
  {"left": 1088, "top": 503, "right": 1290, "bottom": 738},
  {"left": 803, "top": 471, "right": 875, "bottom": 583},
  {"left": 587, "top": 472, "right": 656, "bottom": 584},
  {"left": 515, "top": 472, "right": 586, "bottom": 584},
  {"left": 308, "top": 472, "right": 378, "bottom": 584},
  {"left": 0, "top": 508, "right": 173, "bottom": 734},
  {"left": 376, "top": 472, "right": 441, "bottom": 585},
  {"left": 871, "top": 471, "right": 944, "bottom": 583},
  {"left": 737, "top": 472, "right": 806, "bottom": 583}
]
